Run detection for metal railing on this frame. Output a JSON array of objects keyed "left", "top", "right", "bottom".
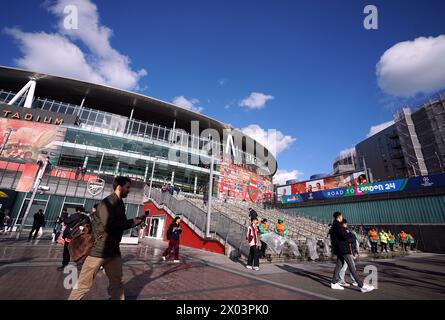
[{"left": 150, "top": 188, "right": 250, "bottom": 257}]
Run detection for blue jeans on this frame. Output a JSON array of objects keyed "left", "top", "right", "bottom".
[{"left": 339, "top": 255, "right": 357, "bottom": 284}]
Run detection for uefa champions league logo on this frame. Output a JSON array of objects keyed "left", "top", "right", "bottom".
[{"left": 421, "top": 177, "right": 434, "bottom": 187}]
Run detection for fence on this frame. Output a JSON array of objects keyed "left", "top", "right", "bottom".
[{"left": 150, "top": 188, "right": 250, "bottom": 257}]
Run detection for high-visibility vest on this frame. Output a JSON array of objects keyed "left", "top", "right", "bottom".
[
  {"left": 379, "top": 232, "right": 388, "bottom": 243},
  {"left": 260, "top": 223, "right": 268, "bottom": 233},
  {"left": 388, "top": 234, "right": 395, "bottom": 243},
  {"left": 369, "top": 230, "right": 378, "bottom": 241},
  {"left": 276, "top": 223, "right": 286, "bottom": 235},
  {"left": 400, "top": 232, "right": 407, "bottom": 241}
]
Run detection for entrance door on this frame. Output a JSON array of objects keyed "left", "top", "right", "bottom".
[
  {"left": 148, "top": 216, "right": 166, "bottom": 239},
  {"left": 15, "top": 199, "right": 47, "bottom": 226}
]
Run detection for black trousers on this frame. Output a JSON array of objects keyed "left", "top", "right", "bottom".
[
  {"left": 28, "top": 225, "right": 41, "bottom": 240},
  {"left": 260, "top": 240, "right": 267, "bottom": 258},
  {"left": 380, "top": 243, "right": 388, "bottom": 253},
  {"left": 389, "top": 243, "right": 394, "bottom": 251},
  {"left": 62, "top": 242, "right": 70, "bottom": 266},
  {"left": 247, "top": 245, "right": 260, "bottom": 267},
  {"left": 370, "top": 242, "right": 378, "bottom": 253}
]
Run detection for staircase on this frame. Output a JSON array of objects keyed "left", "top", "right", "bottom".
[{"left": 148, "top": 189, "right": 331, "bottom": 261}]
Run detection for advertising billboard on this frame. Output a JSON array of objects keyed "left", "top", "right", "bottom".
[
  {"left": 280, "top": 173, "right": 445, "bottom": 204},
  {"left": 0, "top": 118, "right": 67, "bottom": 193},
  {"left": 277, "top": 171, "right": 367, "bottom": 200},
  {"left": 218, "top": 162, "right": 273, "bottom": 203},
  {"left": 0, "top": 118, "right": 66, "bottom": 163}
]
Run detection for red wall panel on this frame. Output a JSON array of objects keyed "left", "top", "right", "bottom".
[{"left": 143, "top": 201, "right": 225, "bottom": 255}]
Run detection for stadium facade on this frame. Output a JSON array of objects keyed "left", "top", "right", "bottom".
[{"left": 0, "top": 66, "right": 276, "bottom": 233}]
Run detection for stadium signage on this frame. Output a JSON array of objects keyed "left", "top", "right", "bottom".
[
  {"left": 280, "top": 173, "right": 445, "bottom": 204},
  {"left": 2, "top": 109, "right": 65, "bottom": 125},
  {"left": 0, "top": 103, "right": 79, "bottom": 126}
]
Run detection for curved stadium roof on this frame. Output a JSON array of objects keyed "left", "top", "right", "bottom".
[{"left": 0, "top": 66, "right": 277, "bottom": 174}]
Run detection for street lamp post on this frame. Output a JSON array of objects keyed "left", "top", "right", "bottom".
[
  {"left": 0, "top": 128, "right": 13, "bottom": 157},
  {"left": 16, "top": 157, "right": 49, "bottom": 240}
]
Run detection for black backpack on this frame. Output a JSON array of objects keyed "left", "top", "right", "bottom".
[{"left": 63, "top": 214, "right": 91, "bottom": 239}]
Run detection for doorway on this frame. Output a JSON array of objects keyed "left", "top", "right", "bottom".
[
  {"left": 148, "top": 216, "right": 165, "bottom": 239},
  {"left": 15, "top": 199, "right": 48, "bottom": 227}
]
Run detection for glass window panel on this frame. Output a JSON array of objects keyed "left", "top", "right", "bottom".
[
  {"left": 96, "top": 113, "right": 104, "bottom": 125},
  {"left": 66, "top": 105, "right": 75, "bottom": 115},
  {"left": 88, "top": 110, "right": 98, "bottom": 122},
  {"left": 152, "top": 126, "right": 159, "bottom": 140},
  {"left": 58, "top": 104, "right": 67, "bottom": 114},
  {"left": 80, "top": 110, "right": 90, "bottom": 121}
]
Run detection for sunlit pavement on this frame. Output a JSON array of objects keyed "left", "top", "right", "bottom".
[{"left": 0, "top": 233, "right": 444, "bottom": 300}]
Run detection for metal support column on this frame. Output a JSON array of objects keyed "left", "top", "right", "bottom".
[
  {"left": 16, "top": 158, "right": 49, "bottom": 239},
  {"left": 206, "top": 156, "right": 214, "bottom": 238},
  {"left": 148, "top": 158, "right": 157, "bottom": 199}
]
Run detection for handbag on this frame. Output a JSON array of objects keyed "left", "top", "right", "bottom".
[{"left": 68, "top": 224, "right": 94, "bottom": 264}]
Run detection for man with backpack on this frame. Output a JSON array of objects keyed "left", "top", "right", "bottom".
[
  {"left": 162, "top": 216, "right": 183, "bottom": 262},
  {"left": 57, "top": 207, "right": 90, "bottom": 271},
  {"left": 68, "top": 177, "right": 147, "bottom": 300}
]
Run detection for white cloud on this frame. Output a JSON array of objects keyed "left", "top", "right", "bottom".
[
  {"left": 273, "top": 169, "right": 303, "bottom": 185},
  {"left": 172, "top": 96, "right": 204, "bottom": 113},
  {"left": 366, "top": 120, "right": 394, "bottom": 138},
  {"left": 377, "top": 35, "right": 445, "bottom": 97},
  {"left": 4, "top": 0, "right": 146, "bottom": 90},
  {"left": 239, "top": 92, "right": 274, "bottom": 110},
  {"left": 339, "top": 147, "right": 356, "bottom": 157},
  {"left": 241, "top": 124, "right": 295, "bottom": 157}
]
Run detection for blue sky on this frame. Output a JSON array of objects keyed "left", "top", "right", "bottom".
[{"left": 1, "top": 0, "right": 444, "bottom": 183}]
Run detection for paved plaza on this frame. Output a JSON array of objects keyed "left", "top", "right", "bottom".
[{"left": 0, "top": 234, "right": 444, "bottom": 300}]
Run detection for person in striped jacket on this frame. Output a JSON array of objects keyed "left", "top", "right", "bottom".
[{"left": 246, "top": 217, "right": 260, "bottom": 271}]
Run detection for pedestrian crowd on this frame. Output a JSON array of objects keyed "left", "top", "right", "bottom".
[
  {"left": 367, "top": 227, "right": 416, "bottom": 253},
  {"left": 245, "top": 207, "right": 291, "bottom": 271}
]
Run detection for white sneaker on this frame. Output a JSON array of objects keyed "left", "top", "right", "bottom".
[
  {"left": 253, "top": 267, "right": 260, "bottom": 271},
  {"left": 361, "top": 284, "right": 375, "bottom": 293},
  {"left": 331, "top": 283, "right": 345, "bottom": 290},
  {"left": 162, "top": 256, "right": 166, "bottom": 261},
  {"left": 339, "top": 282, "right": 350, "bottom": 287},
  {"left": 352, "top": 282, "right": 359, "bottom": 287},
  {"left": 246, "top": 265, "right": 252, "bottom": 269},
  {"left": 173, "top": 260, "right": 180, "bottom": 263}
]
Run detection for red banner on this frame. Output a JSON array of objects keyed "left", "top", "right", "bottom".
[
  {"left": 15, "top": 163, "right": 39, "bottom": 192},
  {"left": 0, "top": 118, "right": 66, "bottom": 163}
]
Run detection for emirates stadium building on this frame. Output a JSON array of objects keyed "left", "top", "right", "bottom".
[{"left": 0, "top": 66, "right": 276, "bottom": 232}]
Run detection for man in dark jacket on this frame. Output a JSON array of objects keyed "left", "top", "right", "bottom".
[
  {"left": 28, "top": 209, "right": 45, "bottom": 241},
  {"left": 68, "top": 177, "right": 146, "bottom": 300},
  {"left": 57, "top": 207, "right": 90, "bottom": 270},
  {"left": 330, "top": 212, "right": 374, "bottom": 293}
]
